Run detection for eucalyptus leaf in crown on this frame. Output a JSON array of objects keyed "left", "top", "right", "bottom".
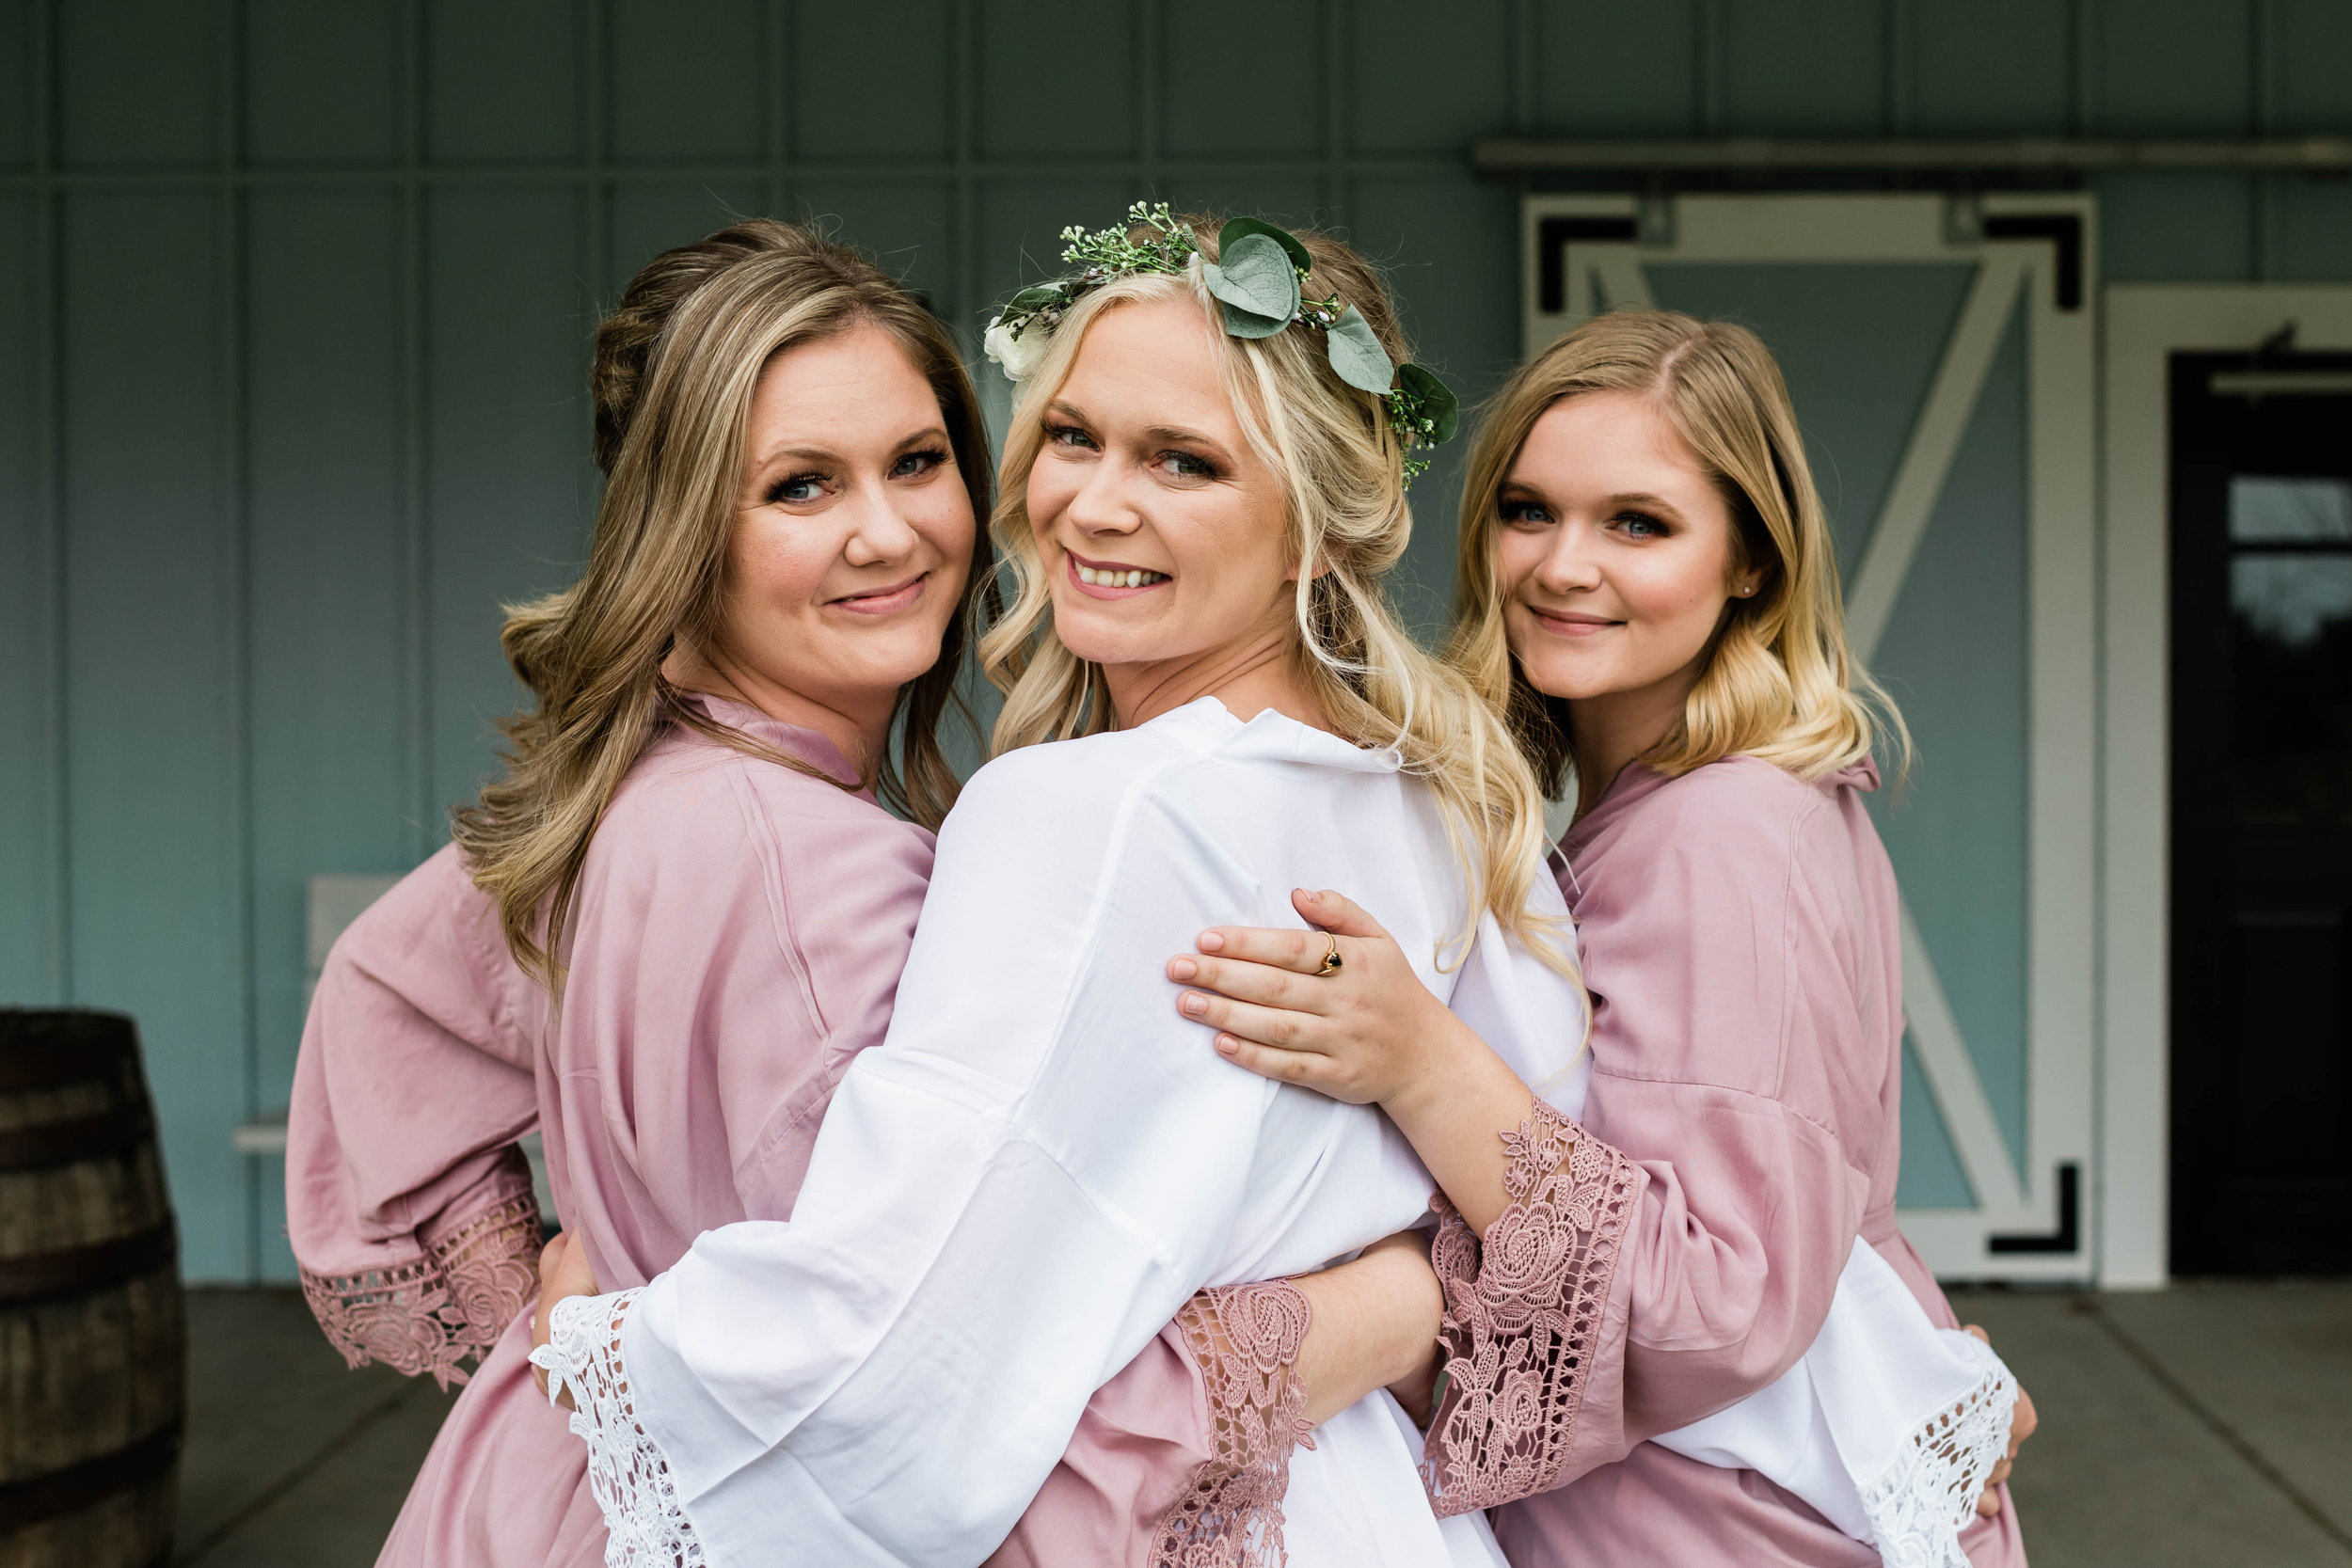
[{"left": 982, "top": 201, "right": 1460, "bottom": 483}]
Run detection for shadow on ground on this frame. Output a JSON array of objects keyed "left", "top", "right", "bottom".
[
  {"left": 176, "top": 1282, "right": 2352, "bottom": 1565},
  {"left": 176, "top": 1290, "right": 459, "bottom": 1566}
]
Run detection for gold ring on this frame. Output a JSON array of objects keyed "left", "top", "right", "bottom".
[{"left": 1314, "top": 931, "right": 1343, "bottom": 977}]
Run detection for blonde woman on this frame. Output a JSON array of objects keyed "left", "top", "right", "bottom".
[
  {"left": 1169, "top": 310, "right": 2035, "bottom": 1567},
  {"left": 527, "top": 210, "right": 1586, "bottom": 1568},
  {"left": 285, "top": 220, "right": 1430, "bottom": 1568}
]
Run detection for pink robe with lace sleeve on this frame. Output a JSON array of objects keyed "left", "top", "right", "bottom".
[
  {"left": 287, "top": 700, "right": 1259, "bottom": 1567},
  {"left": 1422, "top": 756, "right": 2026, "bottom": 1566}
]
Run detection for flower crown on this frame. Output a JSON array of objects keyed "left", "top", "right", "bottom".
[{"left": 983, "top": 202, "right": 1461, "bottom": 483}]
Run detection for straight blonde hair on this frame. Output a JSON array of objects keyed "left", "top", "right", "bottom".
[
  {"left": 453, "top": 220, "right": 996, "bottom": 985},
  {"left": 977, "top": 214, "right": 1570, "bottom": 976},
  {"left": 1450, "top": 309, "right": 1908, "bottom": 799}
]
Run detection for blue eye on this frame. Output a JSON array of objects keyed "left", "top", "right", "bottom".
[
  {"left": 1046, "top": 422, "right": 1097, "bottom": 450},
  {"left": 768, "top": 473, "right": 824, "bottom": 505},
  {"left": 891, "top": 448, "right": 946, "bottom": 479},
  {"left": 1161, "top": 451, "right": 1218, "bottom": 481},
  {"left": 1500, "top": 499, "right": 1552, "bottom": 527},
  {"left": 1618, "top": 512, "right": 1668, "bottom": 538}
]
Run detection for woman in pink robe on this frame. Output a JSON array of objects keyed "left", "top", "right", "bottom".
[
  {"left": 286, "top": 220, "right": 1425, "bottom": 1567},
  {"left": 294, "top": 700, "right": 1247, "bottom": 1562},
  {"left": 1481, "top": 751, "right": 2027, "bottom": 1567},
  {"left": 1168, "top": 310, "right": 2032, "bottom": 1566}
]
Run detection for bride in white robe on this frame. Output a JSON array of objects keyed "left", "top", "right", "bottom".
[{"left": 532, "top": 215, "right": 1560, "bottom": 1568}]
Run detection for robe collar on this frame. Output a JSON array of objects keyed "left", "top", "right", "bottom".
[
  {"left": 675, "top": 690, "right": 870, "bottom": 796},
  {"left": 1150, "top": 694, "right": 1406, "bottom": 775},
  {"left": 1560, "top": 752, "right": 1883, "bottom": 863}
]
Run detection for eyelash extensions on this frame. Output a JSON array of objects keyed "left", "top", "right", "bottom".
[{"left": 766, "top": 472, "right": 827, "bottom": 505}]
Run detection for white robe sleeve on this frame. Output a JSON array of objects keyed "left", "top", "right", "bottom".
[{"left": 540, "top": 743, "right": 1389, "bottom": 1567}]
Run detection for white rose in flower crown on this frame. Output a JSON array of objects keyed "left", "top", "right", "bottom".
[{"left": 983, "top": 313, "right": 1052, "bottom": 382}]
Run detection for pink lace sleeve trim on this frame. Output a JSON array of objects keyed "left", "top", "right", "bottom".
[
  {"left": 1420, "top": 1101, "right": 1639, "bottom": 1515},
  {"left": 297, "top": 1187, "right": 543, "bottom": 1389},
  {"left": 1152, "top": 1280, "right": 1316, "bottom": 1568}
]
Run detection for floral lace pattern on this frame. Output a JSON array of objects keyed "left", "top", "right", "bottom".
[
  {"left": 298, "top": 1189, "right": 542, "bottom": 1389},
  {"left": 1152, "top": 1281, "right": 1316, "bottom": 1568},
  {"left": 532, "top": 1289, "right": 706, "bottom": 1568},
  {"left": 1421, "top": 1102, "right": 1638, "bottom": 1515},
  {"left": 1857, "top": 1338, "right": 2019, "bottom": 1568}
]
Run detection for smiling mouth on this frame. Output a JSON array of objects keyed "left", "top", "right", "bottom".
[
  {"left": 1525, "top": 604, "right": 1619, "bottom": 634},
  {"left": 833, "top": 573, "right": 927, "bottom": 614},
  {"left": 1065, "top": 549, "right": 1171, "bottom": 598}
]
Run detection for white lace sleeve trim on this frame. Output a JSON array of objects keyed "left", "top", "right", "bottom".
[
  {"left": 1854, "top": 1335, "right": 2018, "bottom": 1568},
  {"left": 528, "top": 1288, "right": 707, "bottom": 1568}
]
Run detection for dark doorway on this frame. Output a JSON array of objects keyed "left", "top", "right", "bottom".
[{"left": 2169, "top": 351, "right": 2352, "bottom": 1275}]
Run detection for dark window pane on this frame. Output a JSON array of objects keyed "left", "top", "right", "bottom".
[
  {"left": 2229, "top": 474, "right": 2352, "bottom": 543},
  {"left": 2230, "top": 550, "right": 2352, "bottom": 830}
]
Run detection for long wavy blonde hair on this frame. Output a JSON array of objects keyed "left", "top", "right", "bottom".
[
  {"left": 977, "top": 214, "right": 1569, "bottom": 974},
  {"left": 452, "top": 220, "right": 996, "bottom": 985},
  {"left": 1450, "top": 309, "right": 1908, "bottom": 799}
]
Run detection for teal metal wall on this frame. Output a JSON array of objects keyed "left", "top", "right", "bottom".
[{"left": 3, "top": 0, "right": 2349, "bottom": 1280}]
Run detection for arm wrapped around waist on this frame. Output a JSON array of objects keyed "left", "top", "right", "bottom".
[{"left": 1152, "top": 1280, "right": 1316, "bottom": 1568}]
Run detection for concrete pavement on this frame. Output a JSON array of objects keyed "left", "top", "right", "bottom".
[{"left": 171, "top": 1281, "right": 2352, "bottom": 1565}]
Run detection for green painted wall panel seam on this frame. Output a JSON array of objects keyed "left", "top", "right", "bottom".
[
  {"left": 33, "top": 0, "right": 70, "bottom": 1004},
  {"left": 1137, "top": 0, "right": 1160, "bottom": 190},
  {"left": 2070, "top": 0, "right": 2097, "bottom": 135},
  {"left": 401, "top": 0, "right": 436, "bottom": 866},
  {"left": 764, "top": 0, "right": 787, "bottom": 211},
  {"left": 1696, "top": 0, "right": 1725, "bottom": 135},
  {"left": 952, "top": 0, "right": 977, "bottom": 344},
  {"left": 219, "top": 0, "right": 263, "bottom": 1277},
  {"left": 1884, "top": 0, "right": 1915, "bottom": 136},
  {"left": 2250, "top": 0, "right": 2275, "bottom": 277},
  {"left": 1509, "top": 0, "right": 1537, "bottom": 136},
  {"left": 1319, "top": 0, "right": 1343, "bottom": 212},
  {"left": 584, "top": 0, "right": 610, "bottom": 303},
  {"left": 2250, "top": 0, "right": 2276, "bottom": 135}
]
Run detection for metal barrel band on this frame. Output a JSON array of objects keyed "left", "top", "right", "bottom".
[
  {"left": 0, "top": 1419, "right": 182, "bottom": 1532},
  {"left": 0, "top": 1221, "right": 177, "bottom": 1306},
  {"left": 0, "top": 1102, "right": 153, "bottom": 1173},
  {"left": 0, "top": 1034, "right": 137, "bottom": 1094}
]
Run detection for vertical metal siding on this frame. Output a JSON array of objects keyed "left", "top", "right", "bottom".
[{"left": 1, "top": 0, "right": 2348, "bottom": 1278}]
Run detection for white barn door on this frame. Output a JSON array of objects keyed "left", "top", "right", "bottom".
[{"left": 1521, "top": 194, "right": 2097, "bottom": 1281}]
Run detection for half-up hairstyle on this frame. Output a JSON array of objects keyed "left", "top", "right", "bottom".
[
  {"left": 453, "top": 218, "right": 995, "bottom": 985},
  {"left": 977, "top": 213, "right": 1571, "bottom": 978},
  {"left": 1450, "top": 309, "right": 1907, "bottom": 799}
]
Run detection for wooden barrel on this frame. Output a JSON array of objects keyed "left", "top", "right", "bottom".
[{"left": 0, "top": 1010, "right": 183, "bottom": 1568}]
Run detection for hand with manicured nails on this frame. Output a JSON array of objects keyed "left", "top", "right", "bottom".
[
  {"left": 1167, "top": 886, "right": 1470, "bottom": 1111},
  {"left": 1168, "top": 886, "right": 1541, "bottom": 1236}
]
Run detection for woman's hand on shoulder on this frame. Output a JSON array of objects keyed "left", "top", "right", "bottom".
[{"left": 1168, "top": 887, "right": 1466, "bottom": 1110}]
